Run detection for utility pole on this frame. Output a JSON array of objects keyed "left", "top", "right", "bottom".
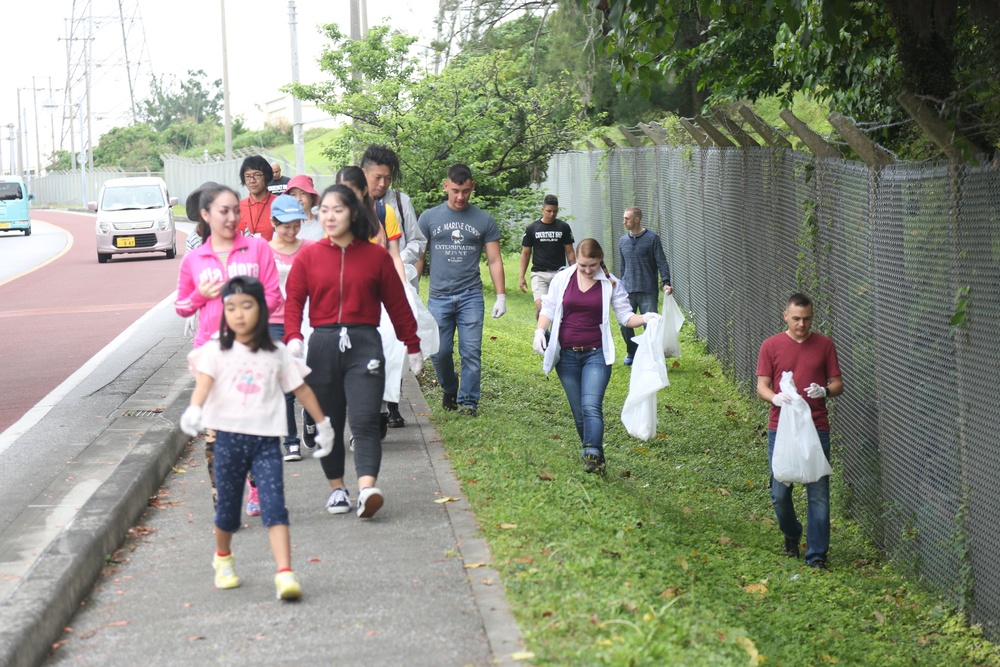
[
  {"left": 117, "top": 0, "right": 137, "bottom": 121},
  {"left": 16, "top": 88, "right": 23, "bottom": 177},
  {"left": 32, "top": 78, "right": 41, "bottom": 175},
  {"left": 221, "top": 0, "right": 233, "bottom": 158},
  {"left": 49, "top": 77, "right": 57, "bottom": 157},
  {"left": 288, "top": 1, "right": 305, "bottom": 173},
  {"left": 86, "top": 1, "right": 95, "bottom": 172},
  {"left": 62, "top": 18, "right": 78, "bottom": 171}
]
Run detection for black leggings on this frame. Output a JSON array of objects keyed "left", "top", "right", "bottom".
[{"left": 306, "top": 325, "right": 386, "bottom": 480}]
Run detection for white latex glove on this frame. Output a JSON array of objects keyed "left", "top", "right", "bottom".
[
  {"left": 491, "top": 294, "right": 507, "bottom": 319},
  {"left": 771, "top": 393, "right": 792, "bottom": 407},
  {"left": 287, "top": 338, "right": 304, "bottom": 359},
  {"left": 533, "top": 329, "right": 548, "bottom": 355},
  {"left": 312, "top": 417, "right": 334, "bottom": 459},
  {"left": 806, "top": 383, "right": 828, "bottom": 399},
  {"left": 408, "top": 351, "right": 424, "bottom": 376},
  {"left": 642, "top": 312, "right": 661, "bottom": 324},
  {"left": 180, "top": 405, "right": 203, "bottom": 437}
]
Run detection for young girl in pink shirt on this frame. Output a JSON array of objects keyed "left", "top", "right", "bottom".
[{"left": 181, "top": 276, "right": 333, "bottom": 600}]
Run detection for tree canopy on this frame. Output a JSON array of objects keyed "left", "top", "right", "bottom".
[
  {"left": 587, "top": 0, "right": 1000, "bottom": 151},
  {"left": 139, "top": 69, "right": 224, "bottom": 132},
  {"left": 289, "top": 23, "right": 588, "bottom": 221}
]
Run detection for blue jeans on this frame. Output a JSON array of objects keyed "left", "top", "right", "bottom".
[
  {"left": 428, "top": 289, "right": 485, "bottom": 408},
  {"left": 767, "top": 429, "right": 831, "bottom": 564},
  {"left": 214, "top": 431, "right": 288, "bottom": 532},
  {"left": 555, "top": 348, "right": 613, "bottom": 460},
  {"left": 268, "top": 324, "right": 299, "bottom": 447},
  {"left": 620, "top": 291, "right": 659, "bottom": 357}
]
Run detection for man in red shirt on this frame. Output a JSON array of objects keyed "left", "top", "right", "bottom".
[
  {"left": 756, "top": 293, "right": 844, "bottom": 570},
  {"left": 237, "top": 155, "right": 276, "bottom": 240}
]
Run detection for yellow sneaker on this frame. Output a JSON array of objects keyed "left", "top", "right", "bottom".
[
  {"left": 213, "top": 553, "right": 240, "bottom": 589},
  {"left": 275, "top": 571, "right": 302, "bottom": 600}
]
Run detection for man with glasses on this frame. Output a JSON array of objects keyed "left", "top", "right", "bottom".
[{"left": 238, "top": 155, "right": 277, "bottom": 241}]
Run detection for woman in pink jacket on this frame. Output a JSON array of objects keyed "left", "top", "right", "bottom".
[{"left": 176, "top": 182, "right": 282, "bottom": 511}]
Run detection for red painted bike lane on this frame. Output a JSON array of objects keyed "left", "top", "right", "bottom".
[{"left": 0, "top": 210, "right": 186, "bottom": 433}]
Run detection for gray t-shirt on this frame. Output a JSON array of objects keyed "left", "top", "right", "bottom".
[{"left": 418, "top": 202, "right": 501, "bottom": 298}]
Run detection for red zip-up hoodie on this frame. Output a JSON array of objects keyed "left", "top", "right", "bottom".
[{"left": 283, "top": 236, "right": 420, "bottom": 353}]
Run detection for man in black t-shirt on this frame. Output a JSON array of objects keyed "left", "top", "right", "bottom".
[
  {"left": 267, "top": 161, "right": 290, "bottom": 195},
  {"left": 519, "top": 194, "right": 576, "bottom": 318}
]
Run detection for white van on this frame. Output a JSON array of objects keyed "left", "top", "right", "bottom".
[{"left": 88, "top": 177, "right": 178, "bottom": 264}]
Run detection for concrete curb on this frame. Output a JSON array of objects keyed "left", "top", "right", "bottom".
[
  {"left": 406, "top": 378, "right": 526, "bottom": 666},
  {"left": 1, "top": 348, "right": 526, "bottom": 666},
  {"left": 0, "top": 356, "right": 193, "bottom": 667}
]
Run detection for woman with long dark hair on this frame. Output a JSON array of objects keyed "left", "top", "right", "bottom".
[{"left": 283, "top": 184, "right": 422, "bottom": 519}]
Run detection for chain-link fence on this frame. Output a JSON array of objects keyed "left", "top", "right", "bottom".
[{"left": 540, "top": 146, "right": 1000, "bottom": 635}]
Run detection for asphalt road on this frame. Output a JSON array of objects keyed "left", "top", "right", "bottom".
[{"left": 0, "top": 209, "right": 186, "bottom": 547}]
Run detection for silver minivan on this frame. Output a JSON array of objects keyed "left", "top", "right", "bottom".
[{"left": 89, "top": 177, "right": 179, "bottom": 263}]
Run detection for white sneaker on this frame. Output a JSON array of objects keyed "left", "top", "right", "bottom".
[
  {"left": 357, "top": 487, "right": 384, "bottom": 519},
  {"left": 325, "top": 487, "right": 351, "bottom": 515}
]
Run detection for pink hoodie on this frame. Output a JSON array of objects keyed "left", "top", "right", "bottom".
[{"left": 175, "top": 234, "right": 282, "bottom": 348}]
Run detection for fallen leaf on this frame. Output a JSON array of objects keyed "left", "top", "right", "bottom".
[
  {"left": 188, "top": 636, "right": 205, "bottom": 641},
  {"left": 681, "top": 506, "right": 693, "bottom": 514},
  {"left": 538, "top": 470, "right": 554, "bottom": 481},
  {"left": 875, "top": 611, "right": 886, "bottom": 623},
  {"left": 718, "top": 536, "right": 735, "bottom": 546},
  {"left": 511, "top": 651, "right": 536, "bottom": 661},
  {"left": 498, "top": 523, "right": 517, "bottom": 529},
  {"left": 171, "top": 466, "right": 187, "bottom": 474},
  {"left": 366, "top": 630, "right": 379, "bottom": 637},
  {"left": 481, "top": 578, "right": 495, "bottom": 586},
  {"left": 703, "top": 370, "right": 714, "bottom": 377},
  {"left": 309, "top": 557, "right": 321, "bottom": 563},
  {"left": 464, "top": 562, "right": 488, "bottom": 569},
  {"left": 735, "top": 636, "right": 761, "bottom": 666},
  {"left": 620, "top": 470, "right": 632, "bottom": 478},
  {"left": 743, "top": 584, "right": 768, "bottom": 596},
  {"left": 435, "top": 497, "right": 458, "bottom": 504},
  {"left": 108, "top": 621, "right": 130, "bottom": 627},
  {"left": 672, "top": 361, "right": 680, "bottom": 368},
  {"left": 660, "top": 587, "right": 680, "bottom": 598}
]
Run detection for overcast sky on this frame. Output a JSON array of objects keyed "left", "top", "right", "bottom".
[{"left": 1, "top": 0, "right": 440, "bottom": 171}]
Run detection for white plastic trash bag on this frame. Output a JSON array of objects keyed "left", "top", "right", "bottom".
[
  {"left": 621, "top": 317, "right": 670, "bottom": 440},
  {"left": 378, "top": 305, "right": 406, "bottom": 403},
  {"left": 405, "top": 284, "right": 439, "bottom": 358},
  {"left": 771, "top": 371, "right": 833, "bottom": 485},
  {"left": 661, "top": 294, "right": 684, "bottom": 358}
]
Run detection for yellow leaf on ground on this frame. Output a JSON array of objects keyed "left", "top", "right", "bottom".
[
  {"left": 511, "top": 651, "right": 535, "bottom": 661},
  {"left": 498, "top": 523, "right": 517, "bottom": 529},
  {"left": 434, "top": 497, "right": 459, "bottom": 504},
  {"left": 464, "top": 562, "right": 488, "bottom": 569},
  {"left": 735, "top": 636, "right": 761, "bottom": 666},
  {"left": 743, "top": 584, "right": 768, "bottom": 596}
]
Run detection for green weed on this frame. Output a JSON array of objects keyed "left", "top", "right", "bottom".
[{"left": 418, "top": 257, "right": 1000, "bottom": 666}]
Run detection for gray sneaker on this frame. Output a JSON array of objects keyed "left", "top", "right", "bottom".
[
  {"left": 283, "top": 443, "right": 302, "bottom": 462},
  {"left": 325, "top": 487, "right": 351, "bottom": 515}
]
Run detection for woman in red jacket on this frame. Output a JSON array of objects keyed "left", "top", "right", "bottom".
[{"left": 283, "top": 184, "right": 422, "bottom": 519}]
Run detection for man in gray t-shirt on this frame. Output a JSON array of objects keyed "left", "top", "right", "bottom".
[{"left": 418, "top": 163, "right": 507, "bottom": 417}]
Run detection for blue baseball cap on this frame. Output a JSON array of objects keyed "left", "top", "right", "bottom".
[{"left": 271, "top": 194, "right": 308, "bottom": 222}]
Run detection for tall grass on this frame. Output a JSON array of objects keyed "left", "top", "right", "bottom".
[{"left": 418, "top": 256, "right": 999, "bottom": 666}]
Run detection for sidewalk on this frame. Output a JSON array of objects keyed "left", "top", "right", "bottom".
[{"left": 0, "top": 342, "right": 524, "bottom": 667}]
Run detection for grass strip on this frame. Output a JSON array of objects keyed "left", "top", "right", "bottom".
[{"left": 418, "top": 257, "right": 999, "bottom": 666}]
